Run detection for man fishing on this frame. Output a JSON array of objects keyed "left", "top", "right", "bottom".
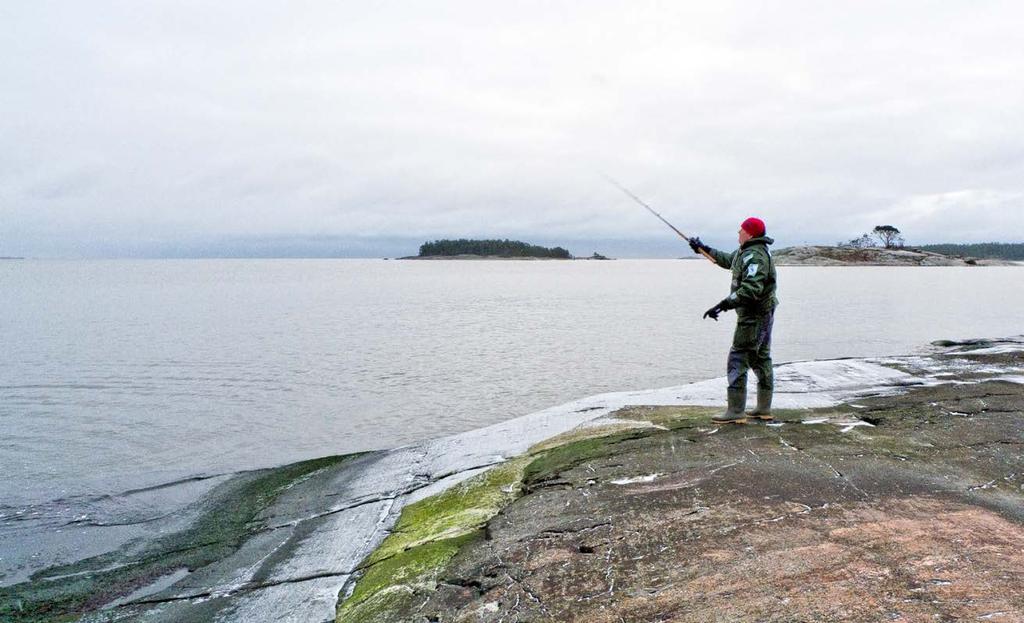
[
  {"left": 689, "top": 218, "right": 778, "bottom": 424},
  {"left": 602, "top": 178, "right": 777, "bottom": 424}
]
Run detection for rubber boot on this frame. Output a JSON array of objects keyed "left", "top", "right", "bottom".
[
  {"left": 712, "top": 389, "right": 748, "bottom": 424},
  {"left": 748, "top": 388, "right": 773, "bottom": 421}
]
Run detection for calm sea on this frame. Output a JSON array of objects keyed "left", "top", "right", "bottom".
[{"left": 2, "top": 259, "right": 1022, "bottom": 507}]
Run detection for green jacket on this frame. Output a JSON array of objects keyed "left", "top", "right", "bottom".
[{"left": 707, "top": 236, "right": 778, "bottom": 317}]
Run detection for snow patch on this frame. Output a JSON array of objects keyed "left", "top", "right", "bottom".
[
  {"left": 838, "top": 421, "right": 875, "bottom": 433},
  {"left": 610, "top": 474, "right": 663, "bottom": 486}
]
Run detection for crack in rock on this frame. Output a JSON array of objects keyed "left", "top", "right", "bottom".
[{"left": 531, "top": 521, "right": 612, "bottom": 539}]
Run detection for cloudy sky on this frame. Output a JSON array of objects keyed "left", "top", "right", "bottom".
[{"left": 3, "top": 1, "right": 1023, "bottom": 257}]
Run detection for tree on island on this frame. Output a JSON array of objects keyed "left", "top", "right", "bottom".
[
  {"left": 838, "top": 226, "right": 905, "bottom": 249},
  {"left": 418, "top": 239, "right": 571, "bottom": 258},
  {"left": 838, "top": 233, "right": 875, "bottom": 249},
  {"left": 872, "top": 225, "right": 904, "bottom": 249}
]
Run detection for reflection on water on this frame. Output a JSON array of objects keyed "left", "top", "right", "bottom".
[{"left": 1, "top": 259, "right": 1021, "bottom": 505}]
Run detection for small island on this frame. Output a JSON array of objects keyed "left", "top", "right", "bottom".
[
  {"left": 402, "top": 238, "right": 572, "bottom": 260},
  {"left": 775, "top": 226, "right": 1019, "bottom": 266},
  {"left": 773, "top": 245, "right": 1012, "bottom": 266}
]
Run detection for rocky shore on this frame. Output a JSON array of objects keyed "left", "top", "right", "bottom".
[
  {"left": 336, "top": 339, "right": 1024, "bottom": 623},
  {"left": 774, "top": 246, "right": 1013, "bottom": 266},
  {"left": 3, "top": 339, "right": 1023, "bottom": 622}
]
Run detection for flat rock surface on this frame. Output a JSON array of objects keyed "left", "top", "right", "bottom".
[{"left": 402, "top": 363, "right": 1024, "bottom": 621}]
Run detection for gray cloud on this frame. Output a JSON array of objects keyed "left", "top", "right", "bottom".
[{"left": 2, "top": 1, "right": 1023, "bottom": 257}]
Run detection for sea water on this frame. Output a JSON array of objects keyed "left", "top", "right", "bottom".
[{"left": 2, "top": 259, "right": 1022, "bottom": 512}]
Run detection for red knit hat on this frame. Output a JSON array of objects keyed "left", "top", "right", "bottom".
[{"left": 741, "top": 217, "right": 766, "bottom": 237}]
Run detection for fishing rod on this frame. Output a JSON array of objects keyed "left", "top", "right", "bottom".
[{"left": 602, "top": 175, "right": 717, "bottom": 264}]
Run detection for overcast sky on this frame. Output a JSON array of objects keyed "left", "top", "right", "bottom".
[{"left": 3, "top": 1, "right": 1023, "bottom": 257}]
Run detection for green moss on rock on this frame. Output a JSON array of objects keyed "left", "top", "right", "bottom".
[
  {"left": 367, "top": 458, "right": 529, "bottom": 567},
  {"left": 336, "top": 532, "right": 479, "bottom": 623},
  {"left": 610, "top": 405, "right": 718, "bottom": 429},
  {"left": 337, "top": 458, "right": 531, "bottom": 623},
  {"left": 522, "top": 428, "right": 653, "bottom": 487}
]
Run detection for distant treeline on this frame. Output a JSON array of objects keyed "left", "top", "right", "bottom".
[
  {"left": 418, "top": 239, "right": 571, "bottom": 258},
  {"left": 919, "top": 243, "right": 1024, "bottom": 260}
]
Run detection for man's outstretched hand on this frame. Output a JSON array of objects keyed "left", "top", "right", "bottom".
[
  {"left": 703, "top": 300, "right": 729, "bottom": 321},
  {"left": 689, "top": 236, "right": 709, "bottom": 255}
]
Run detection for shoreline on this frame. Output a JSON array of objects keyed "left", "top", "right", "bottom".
[{"left": 4, "top": 337, "right": 1024, "bottom": 621}]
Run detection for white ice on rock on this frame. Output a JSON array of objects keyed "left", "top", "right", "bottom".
[
  {"left": 941, "top": 337, "right": 1024, "bottom": 356},
  {"left": 838, "top": 421, "right": 875, "bottom": 433},
  {"left": 959, "top": 345, "right": 1024, "bottom": 355},
  {"left": 611, "top": 474, "right": 663, "bottom": 485}
]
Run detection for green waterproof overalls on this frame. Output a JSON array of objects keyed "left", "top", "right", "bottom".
[{"left": 708, "top": 236, "right": 778, "bottom": 393}]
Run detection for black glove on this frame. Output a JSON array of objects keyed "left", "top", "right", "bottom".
[
  {"left": 688, "top": 236, "right": 709, "bottom": 255},
  {"left": 703, "top": 299, "right": 731, "bottom": 321}
]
